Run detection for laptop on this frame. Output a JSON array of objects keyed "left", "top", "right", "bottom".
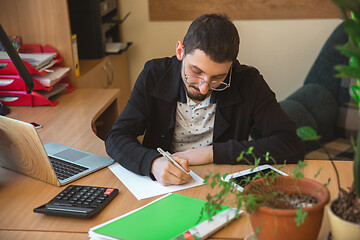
[{"left": 0, "top": 115, "right": 114, "bottom": 186}]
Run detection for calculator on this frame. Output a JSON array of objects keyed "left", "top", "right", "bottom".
[{"left": 33, "top": 185, "right": 119, "bottom": 218}]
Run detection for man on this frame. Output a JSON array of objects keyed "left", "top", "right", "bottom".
[{"left": 105, "top": 14, "right": 305, "bottom": 186}]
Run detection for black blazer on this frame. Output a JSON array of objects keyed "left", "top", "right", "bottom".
[{"left": 105, "top": 56, "right": 305, "bottom": 177}]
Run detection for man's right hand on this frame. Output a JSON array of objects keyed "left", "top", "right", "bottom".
[{"left": 151, "top": 156, "right": 193, "bottom": 186}]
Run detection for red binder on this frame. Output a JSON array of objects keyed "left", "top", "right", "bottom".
[
  {"left": 0, "top": 90, "right": 58, "bottom": 107},
  {"left": 0, "top": 75, "right": 53, "bottom": 91},
  {"left": 0, "top": 45, "right": 62, "bottom": 75},
  {"left": 0, "top": 44, "right": 72, "bottom": 106}
]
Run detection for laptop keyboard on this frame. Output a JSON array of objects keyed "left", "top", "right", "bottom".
[{"left": 49, "top": 156, "right": 89, "bottom": 180}]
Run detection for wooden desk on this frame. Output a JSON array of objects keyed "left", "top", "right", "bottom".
[{"left": 0, "top": 89, "right": 354, "bottom": 240}]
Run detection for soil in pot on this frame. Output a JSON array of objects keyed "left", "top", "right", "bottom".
[
  {"left": 263, "top": 192, "right": 319, "bottom": 209},
  {"left": 245, "top": 178, "right": 320, "bottom": 210},
  {"left": 331, "top": 189, "right": 360, "bottom": 223}
]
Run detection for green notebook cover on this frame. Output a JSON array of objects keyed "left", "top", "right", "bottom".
[{"left": 91, "top": 193, "right": 230, "bottom": 240}]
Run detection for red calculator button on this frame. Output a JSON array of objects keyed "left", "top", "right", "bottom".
[{"left": 104, "top": 188, "right": 114, "bottom": 195}]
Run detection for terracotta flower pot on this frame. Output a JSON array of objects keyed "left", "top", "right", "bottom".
[
  {"left": 244, "top": 176, "right": 330, "bottom": 240},
  {"left": 327, "top": 200, "right": 360, "bottom": 240}
]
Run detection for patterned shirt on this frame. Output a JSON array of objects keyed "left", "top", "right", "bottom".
[{"left": 171, "top": 92, "right": 216, "bottom": 152}]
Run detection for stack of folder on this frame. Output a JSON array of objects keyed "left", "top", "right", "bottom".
[{"left": 0, "top": 44, "right": 73, "bottom": 106}]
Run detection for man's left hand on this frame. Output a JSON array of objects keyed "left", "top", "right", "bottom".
[{"left": 172, "top": 145, "right": 213, "bottom": 165}]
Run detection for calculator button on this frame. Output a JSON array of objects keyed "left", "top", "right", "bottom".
[{"left": 104, "top": 188, "right": 114, "bottom": 195}]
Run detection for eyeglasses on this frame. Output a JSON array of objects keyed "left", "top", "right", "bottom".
[{"left": 183, "top": 62, "right": 232, "bottom": 91}]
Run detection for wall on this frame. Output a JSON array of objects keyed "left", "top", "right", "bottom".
[{"left": 119, "top": 0, "right": 342, "bottom": 101}]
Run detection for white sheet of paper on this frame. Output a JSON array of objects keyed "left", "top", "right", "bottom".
[{"left": 108, "top": 163, "right": 204, "bottom": 200}]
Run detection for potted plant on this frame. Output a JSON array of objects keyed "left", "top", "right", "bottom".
[
  {"left": 298, "top": 124, "right": 360, "bottom": 240},
  {"left": 297, "top": 1, "right": 360, "bottom": 239},
  {"left": 202, "top": 147, "right": 330, "bottom": 240}
]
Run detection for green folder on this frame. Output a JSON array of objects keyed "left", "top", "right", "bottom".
[{"left": 89, "top": 193, "right": 232, "bottom": 240}]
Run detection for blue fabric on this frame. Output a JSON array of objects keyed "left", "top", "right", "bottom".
[
  {"left": 280, "top": 23, "right": 348, "bottom": 153},
  {"left": 303, "top": 23, "right": 348, "bottom": 96}
]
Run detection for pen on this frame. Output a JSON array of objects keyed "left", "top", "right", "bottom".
[{"left": 157, "top": 148, "right": 191, "bottom": 175}]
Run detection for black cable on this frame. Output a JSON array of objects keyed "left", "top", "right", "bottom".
[{"left": 0, "top": 24, "right": 34, "bottom": 93}]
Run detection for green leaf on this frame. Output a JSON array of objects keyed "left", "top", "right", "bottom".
[
  {"left": 237, "top": 197, "right": 243, "bottom": 209},
  {"left": 314, "top": 167, "right": 323, "bottom": 178},
  {"left": 324, "top": 178, "right": 331, "bottom": 188},
  {"left": 296, "top": 126, "right": 321, "bottom": 141},
  {"left": 297, "top": 160, "right": 307, "bottom": 169},
  {"left": 265, "top": 152, "right": 270, "bottom": 161},
  {"left": 210, "top": 179, "right": 217, "bottom": 188},
  {"left": 350, "top": 84, "right": 360, "bottom": 103},
  {"left": 254, "top": 157, "right": 261, "bottom": 166},
  {"left": 294, "top": 207, "right": 308, "bottom": 226},
  {"left": 278, "top": 162, "right": 286, "bottom": 170},
  {"left": 245, "top": 194, "right": 258, "bottom": 213},
  {"left": 293, "top": 165, "right": 305, "bottom": 178},
  {"left": 335, "top": 65, "right": 360, "bottom": 79},
  {"left": 292, "top": 162, "right": 307, "bottom": 179},
  {"left": 343, "top": 20, "right": 360, "bottom": 40},
  {"left": 237, "top": 151, "right": 244, "bottom": 162},
  {"left": 351, "top": 10, "right": 360, "bottom": 22},
  {"left": 246, "top": 146, "right": 254, "bottom": 155},
  {"left": 252, "top": 173, "right": 261, "bottom": 181},
  {"left": 336, "top": 44, "right": 360, "bottom": 60}
]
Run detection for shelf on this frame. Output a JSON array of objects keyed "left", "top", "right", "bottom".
[{"left": 78, "top": 58, "right": 106, "bottom": 78}]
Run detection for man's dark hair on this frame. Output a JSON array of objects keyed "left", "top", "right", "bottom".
[{"left": 183, "top": 13, "right": 240, "bottom": 63}]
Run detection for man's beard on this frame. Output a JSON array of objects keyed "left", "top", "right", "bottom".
[{"left": 186, "top": 85, "right": 210, "bottom": 102}]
